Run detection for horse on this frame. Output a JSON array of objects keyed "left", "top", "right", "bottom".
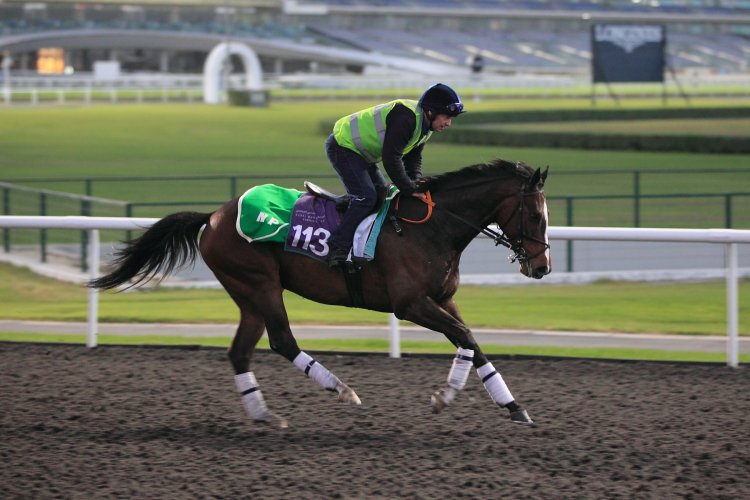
[{"left": 91, "top": 158, "right": 551, "bottom": 428}]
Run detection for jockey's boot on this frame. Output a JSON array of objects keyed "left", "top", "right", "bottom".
[{"left": 327, "top": 243, "right": 351, "bottom": 268}]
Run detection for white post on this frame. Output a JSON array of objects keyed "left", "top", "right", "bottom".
[
  {"left": 726, "top": 243, "right": 739, "bottom": 368},
  {"left": 2, "top": 50, "right": 11, "bottom": 104},
  {"left": 389, "top": 313, "right": 400, "bottom": 358},
  {"left": 87, "top": 229, "right": 100, "bottom": 348}
]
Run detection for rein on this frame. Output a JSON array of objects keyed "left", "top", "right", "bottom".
[{"left": 394, "top": 187, "right": 550, "bottom": 264}]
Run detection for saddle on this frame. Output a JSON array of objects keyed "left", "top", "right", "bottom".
[
  {"left": 303, "top": 181, "right": 349, "bottom": 211},
  {"left": 304, "top": 181, "right": 388, "bottom": 213}
]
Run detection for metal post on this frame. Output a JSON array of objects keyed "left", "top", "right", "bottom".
[
  {"left": 40, "top": 193, "right": 47, "bottom": 262},
  {"left": 2, "top": 187, "right": 9, "bottom": 252},
  {"left": 633, "top": 171, "right": 641, "bottom": 227},
  {"left": 87, "top": 229, "right": 100, "bottom": 348},
  {"left": 389, "top": 313, "right": 401, "bottom": 358},
  {"left": 80, "top": 199, "right": 90, "bottom": 271},
  {"left": 125, "top": 203, "right": 133, "bottom": 241},
  {"left": 725, "top": 194, "right": 732, "bottom": 228},
  {"left": 726, "top": 243, "right": 739, "bottom": 368},
  {"left": 566, "top": 197, "right": 574, "bottom": 272}
]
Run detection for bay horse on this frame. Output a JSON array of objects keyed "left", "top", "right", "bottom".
[{"left": 91, "top": 159, "right": 550, "bottom": 427}]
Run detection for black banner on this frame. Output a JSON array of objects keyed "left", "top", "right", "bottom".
[{"left": 591, "top": 24, "right": 665, "bottom": 83}]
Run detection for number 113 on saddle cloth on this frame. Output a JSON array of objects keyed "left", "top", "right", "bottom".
[{"left": 235, "top": 183, "right": 398, "bottom": 262}]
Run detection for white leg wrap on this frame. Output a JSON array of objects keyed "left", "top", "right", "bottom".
[
  {"left": 293, "top": 351, "right": 340, "bottom": 390},
  {"left": 234, "top": 372, "right": 268, "bottom": 421},
  {"left": 447, "top": 347, "right": 474, "bottom": 390},
  {"left": 477, "top": 362, "right": 514, "bottom": 406}
]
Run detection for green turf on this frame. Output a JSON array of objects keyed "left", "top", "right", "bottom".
[
  {"left": 1, "top": 100, "right": 749, "bottom": 233},
  {"left": 0, "top": 263, "right": 747, "bottom": 336},
  {"left": 2, "top": 100, "right": 748, "bottom": 182},
  {"left": 1, "top": 98, "right": 749, "bottom": 354},
  {"left": 492, "top": 118, "right": 750, "bottom": 137}
]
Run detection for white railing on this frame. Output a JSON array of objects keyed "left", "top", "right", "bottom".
[{"left": 1, "top": 216, "right": 748, "bottom": 366}]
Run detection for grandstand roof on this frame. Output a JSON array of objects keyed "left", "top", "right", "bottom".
[
  {"left": 290, "top": 3, "right": 750, "bottom": 25},
  {"left": 0, "top": 28, "right": 463, "bottom": 75},
  {"left": 1, "top": 1, "right": 282, "bottom": 6}
]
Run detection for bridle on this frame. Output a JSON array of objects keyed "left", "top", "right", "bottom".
[
  {"left": 491, "top": 188, "right": 550, "bottom": 265},
  {"left": 395, "top": 184, "right": 550, "bottom": 265}
]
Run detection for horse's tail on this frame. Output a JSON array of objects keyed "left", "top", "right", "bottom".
[{"left": 89, "top": 211, "right": 212, "bottom": 290}]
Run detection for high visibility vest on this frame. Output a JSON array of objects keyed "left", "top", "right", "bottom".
[{"left": 332, "top": 99, "right": 432, "bottom": 163}]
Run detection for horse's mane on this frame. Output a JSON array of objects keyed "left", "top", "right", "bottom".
[{"left": 419, "top": 159, "right": 536, "bottom": 192}]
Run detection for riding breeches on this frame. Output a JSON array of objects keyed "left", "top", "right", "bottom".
[{"left": 325, "top": 134, "right": 387, "bottom": 249}]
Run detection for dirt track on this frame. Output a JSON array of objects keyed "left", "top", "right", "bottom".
[{"left": 2, "top": 343, "right": 749, "bottom": 498}]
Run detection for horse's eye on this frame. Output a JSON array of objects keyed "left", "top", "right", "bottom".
[{"left": 530, "top": 212, "right": 542, "bottom": 222}]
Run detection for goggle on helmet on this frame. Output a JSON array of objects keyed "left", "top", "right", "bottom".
[{"left": 419, "top": 83, "right": 465, "bottom": 117}]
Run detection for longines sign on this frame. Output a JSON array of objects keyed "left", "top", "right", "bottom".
[
  {"left": 591, "top": 24, "right": 665, "bottom": 83},
  {"left": 594, "top": 25, "right": 664, "bottom": 53}
]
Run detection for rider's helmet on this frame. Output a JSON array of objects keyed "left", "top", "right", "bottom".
[{"left": 418, "top": 83, "right": 465, "bottom": 117}]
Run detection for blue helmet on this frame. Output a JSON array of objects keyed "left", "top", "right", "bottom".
[{"left": 418, "top": 83, "right": 465, "bottom": 117}]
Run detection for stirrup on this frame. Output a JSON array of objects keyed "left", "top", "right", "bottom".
[{"left": 327, "top": 245, "right": 350, "bottom": 268}]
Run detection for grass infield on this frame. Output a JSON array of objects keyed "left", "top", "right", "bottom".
[
  {"left": 1, "top": 98, "right": 748, "bottom": 361},
  {"left": 0, "top": 263, "right": 747, "bottom": 336}
]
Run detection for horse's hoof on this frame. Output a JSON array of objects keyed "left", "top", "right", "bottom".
[
  {"left": 509, "top": 408, "right": 535, "bottom": 426},
  {"left": 336, "top": 384, "right": 362, "bottom": 406},
  {"left": 255, "top": 411, "right": 289, "bottom": 429},
  {"left": 430, "top": 391, "right": 447, "bottom": 414},
  {"left": 430, "top": 387, "right": 456, "bottom": 414}
]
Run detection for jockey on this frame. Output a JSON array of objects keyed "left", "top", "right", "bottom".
[{"left": 325, "top": 83, "right": 465, "bottom": 267}]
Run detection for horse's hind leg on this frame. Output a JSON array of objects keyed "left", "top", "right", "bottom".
[
  {"left": 228, "top": 308, "right": 288, "bottom": 428},
  {"left": 259, "top": 288, "right": 362, "bottom": 406}
]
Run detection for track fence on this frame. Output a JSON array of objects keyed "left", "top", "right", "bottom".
[{"left": 0, "top": 215, "right": 748, "bottom": 367}]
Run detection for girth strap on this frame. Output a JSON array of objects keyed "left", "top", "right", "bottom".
[{"left": 340, "top": 262, "right": 366, "bottom": 308}]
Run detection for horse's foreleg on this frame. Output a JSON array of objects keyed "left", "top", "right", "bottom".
[
  {"left": 442, "top": 299, "right": 533, "bottom": 425},
  {"left": 262, "top": 291, "right": 362, "bottom": 406},
  {"left": 431, "top": 346, "right": 475, "bottom": 412},
  {"left": 229, "top": 309, "right": 288, "bottom": 428},
  {"left": 402, "top": 297, "right": 533, "bottom": 425}
]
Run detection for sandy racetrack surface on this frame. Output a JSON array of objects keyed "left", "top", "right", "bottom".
[{"left": 2, "top": 342, "right": 749, "bottom": 498}]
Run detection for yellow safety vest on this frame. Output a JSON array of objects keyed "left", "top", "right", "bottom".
[{"left": 332, "top": 99, "right": 432, "bottom": 163}]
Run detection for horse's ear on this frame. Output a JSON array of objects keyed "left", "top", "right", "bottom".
[
  {"left": 529, "top": 168, "right": 541, "bottom": 189},
  {"left": 541, "top": 166, "right": 549, "bottom": 183}
]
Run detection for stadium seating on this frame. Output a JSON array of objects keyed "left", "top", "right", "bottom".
[{"left": 1, "top": 0, "right": 749, "bottom": 74}]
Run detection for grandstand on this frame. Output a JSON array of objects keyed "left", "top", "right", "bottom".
[{"left": 0, "top": 0, "right": 749, "bottom": 81}]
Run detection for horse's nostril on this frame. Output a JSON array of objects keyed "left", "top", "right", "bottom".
[{"left": 534, "top": 266, "right": 550, "bottom": 278}]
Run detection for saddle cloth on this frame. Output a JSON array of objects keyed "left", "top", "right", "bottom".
[{"left": 236, "top": 184, "right": 398, "bottom": 262}]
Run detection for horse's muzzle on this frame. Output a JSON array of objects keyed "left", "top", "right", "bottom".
[
  {"left": 520, "top": 262, "right": 551, "bottom": 280},
  {"left": 530, "top": 265, "right": 550, "bottom": 279}
]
